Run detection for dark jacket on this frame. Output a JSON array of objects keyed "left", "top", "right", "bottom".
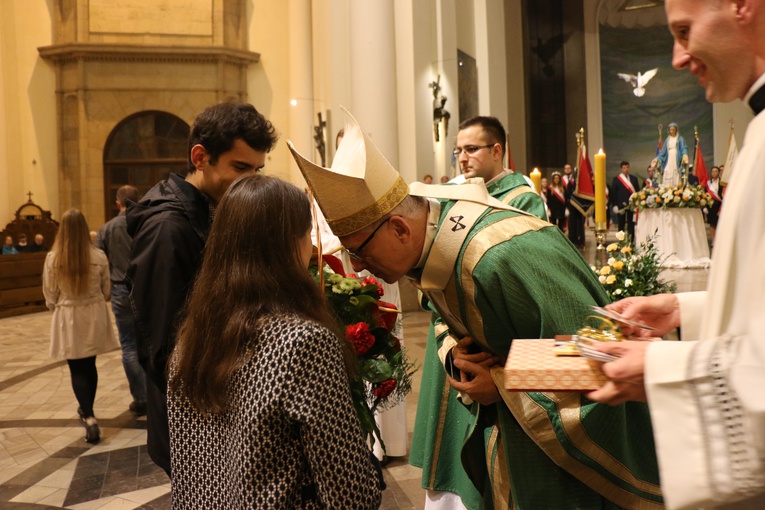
[
  {"left": 126, "top": 173, "right": 211, "bottom": 473},
  {"left": 609, "top": 173, "right": 639, "bottom": 213},
  {"left": 95, "top": 210, "right": 131, "bottom": 282}
]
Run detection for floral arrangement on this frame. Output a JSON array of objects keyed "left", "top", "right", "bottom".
[
  {"left": 309, "top": 249, "right": 416, "bottom": 452},
  {"left": 627, "top": 184, "right": 712, "bottom": 212},
  {"left": 592, "top": 231, "right": 676, "bottom": 300}
]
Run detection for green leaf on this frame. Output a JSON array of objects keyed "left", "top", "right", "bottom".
[{"left": 361, "top": 358, "right": 393, "bottom": 383}]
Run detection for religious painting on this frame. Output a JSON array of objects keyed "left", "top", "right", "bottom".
[{"left": 600, "top": 24, "right": 713, "bottom": 183}]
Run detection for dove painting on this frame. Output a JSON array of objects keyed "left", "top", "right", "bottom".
[{"left": 617, "top": 68, "right": 658, "bottom": 97}]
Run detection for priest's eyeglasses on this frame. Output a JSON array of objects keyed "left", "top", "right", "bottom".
[
  {"left": 346, "top": 216, "right": 395, "bottom": 261},
  {"left": 452, "top": 144, "right": 495, "bottom": 157}
]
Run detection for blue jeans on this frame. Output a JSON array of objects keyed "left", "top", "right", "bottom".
[{"left": 111, "top": 282, "right": 146, "bottom": 403}]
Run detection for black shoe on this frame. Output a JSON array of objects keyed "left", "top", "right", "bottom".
[
  {"left": 79, "top": 413, "right": 100, "bottom": 444},
  {"left": 129, "top": 401, "right": 147, "bottom": 417},
  {"left": 84, "top": 420, "right": 100, "bottom": 444}
]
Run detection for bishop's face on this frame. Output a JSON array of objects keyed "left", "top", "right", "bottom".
[{"left": 340, "top": 216, "right": 421, "bottom": 284}]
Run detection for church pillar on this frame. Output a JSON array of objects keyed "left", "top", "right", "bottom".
[
  {"left": 288, "top": 0, "right": 316, "bottom": 185},
  {"left": 347, "top": 1, "right": 400, "bottom": 169}
]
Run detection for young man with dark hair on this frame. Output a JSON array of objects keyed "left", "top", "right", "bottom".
[{"left": 127, "top": 102, "right": 277, "bottom": 475}]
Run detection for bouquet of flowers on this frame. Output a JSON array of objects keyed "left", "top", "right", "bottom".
[
  {"left": 628, "top": 184, "right": 712, "bottom": 212},
  {"left": 592, "top": 231, "right": 676, "bottom": 300},
  {"left": 309, "top": 249, "right": 416, "bottom": 452}
]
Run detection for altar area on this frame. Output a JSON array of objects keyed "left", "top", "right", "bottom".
[{"left": 635, "top": 208, "right": 711, "bottom": 268}]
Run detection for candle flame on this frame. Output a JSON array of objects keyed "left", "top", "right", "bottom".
[{"left": 598, "top": 148, "right": 605, "bottom": 155}]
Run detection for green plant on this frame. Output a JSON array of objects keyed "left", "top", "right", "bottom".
[{"left": 593, "top": 231, "right": 676, "bottom": 300}]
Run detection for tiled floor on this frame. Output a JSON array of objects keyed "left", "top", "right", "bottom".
[
  {"left": 0, "top": 308, "right": 433, "bottom": 510},
  {"left": 0, "top": 227, "right": 708, "bottom": 509}
]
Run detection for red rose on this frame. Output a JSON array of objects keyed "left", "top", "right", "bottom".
[
  {"left": 363, "top": 276, "right": 384, "bottom": 297},
  {"left": 374, "top": 379, "right": 397, "bottom": 399},
  {"left": 345, "top": 322, "right": 376, "bottom": 355}
]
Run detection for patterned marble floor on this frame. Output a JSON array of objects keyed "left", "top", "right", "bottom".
[
  {"left": 0, "top": 226, "right": 708, "bottom": 509},
  {"left": 0, "top": 307, "right": 432, "bottom": 510}
]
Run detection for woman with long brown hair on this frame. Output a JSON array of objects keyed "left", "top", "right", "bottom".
[
  {"left": 43, "top": 209, "right": 118, "bottom": 443},
  {"left": 168, "top": 174, "right": 382, "bottom": 509},
  {"left": 546, "top": 171, "right": 567, "bottom": 230}
]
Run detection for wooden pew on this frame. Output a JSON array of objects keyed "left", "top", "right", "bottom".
[{"left": 0, "top": 252, "right": 48, "bottom": 318}]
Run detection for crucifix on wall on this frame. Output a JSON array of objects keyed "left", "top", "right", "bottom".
[{"left": 429, "top": 75, "right": 450, "bottom": 142}]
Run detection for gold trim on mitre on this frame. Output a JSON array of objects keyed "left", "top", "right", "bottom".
[{"left": 287, "top": 108, "right": 408, "bottom": 237}]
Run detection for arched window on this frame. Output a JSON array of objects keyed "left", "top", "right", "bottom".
[{"left": 103, "top": 111, "right": 190, "bottom": 219}]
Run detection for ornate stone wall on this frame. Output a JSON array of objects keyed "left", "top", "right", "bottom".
[{"left": 38, "top": 0, "right": 258, "bottom": 226}]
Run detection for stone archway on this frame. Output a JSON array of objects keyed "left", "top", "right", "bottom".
[{"left": 103, "top": 111, "right": 190, "bottom": 219}]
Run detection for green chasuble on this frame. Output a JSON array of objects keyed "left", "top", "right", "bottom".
[
  {"left": 410, "top": 198, "right": 663, "bottom": 509},
  {"left": 486, "top": 172, "right": 546, "bottom": 219},
  {"left": 410, "top": 172, "right": 546, "bottom": 510}
]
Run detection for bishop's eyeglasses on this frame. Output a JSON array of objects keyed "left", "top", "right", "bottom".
[{"left": 346, "top": 216, "right": 397, "bottom": 261}]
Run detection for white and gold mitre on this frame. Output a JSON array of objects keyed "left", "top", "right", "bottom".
[{"left": 287, "top": 108, "right": 409, "bottom": 237}]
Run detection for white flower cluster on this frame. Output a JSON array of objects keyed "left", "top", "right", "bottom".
[{"left": 328, "top": 273, "right": 362, "bottom": 294}]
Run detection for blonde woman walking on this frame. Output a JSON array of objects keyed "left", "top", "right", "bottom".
[{"left": 43, "top": 209, "right": 118, "bottom": 443}]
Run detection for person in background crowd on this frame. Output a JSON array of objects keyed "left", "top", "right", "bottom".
[
  {"left": 15, "top": 233, "right": 29, "bottom": 252},
  {"left": 423, "top": 174, "right": 434, "bottom": 184},
  {"left": 168, "top": 174, "right": 383, "bottom": 509},
  {"left": 706, "top": 165, "right": 724, "bottom": 245},
  {"left": 440, "top": 175, "right": 449, "bottom": 183},
  {"left": 643, "top": 165, "right": 659, "bottom": 189},
  {"left": 28, "top": 234, "right": 47, "bottom": 252},
  {"left": 43, "top": 209, "right": 119, "bottom": 444},
  {"left": 96, "top": 185, "right": 146, "bottom": 417},
  {"left": 540, "top": 176, "right": 551, "bottom": 219},
  {"left": 546, "top": 171, "right": 567, "bottom": 231},
  {"left": 564, "top": 163, "right": 586, "bottom": 249},
  {"left": 3, "top": 235, "right": 18, "bottom": 254},
  {"left": 609, "top": 161, "right": 639, "bottom": 240}
]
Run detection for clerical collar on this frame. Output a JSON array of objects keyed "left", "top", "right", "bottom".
[
  {"left": 485, "top": 169, "right": 511, "bottom": 186},
  {"left": 413, "top": 198, "right": 441, "bottom": 269},
  {"left": 744, "top": 72, "right": 765, "bottom": 115}
]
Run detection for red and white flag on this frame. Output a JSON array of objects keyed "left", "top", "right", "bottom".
[{"left": 694, "top": 139, "right": 709, "bottom": 188}]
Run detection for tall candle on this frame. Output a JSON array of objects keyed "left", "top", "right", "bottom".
[
  {"left": 594, "top": 149, "right": 606, "bottom": 225},
  {"left": 530, "top": 167, "right": 542, "bottom": 194}
]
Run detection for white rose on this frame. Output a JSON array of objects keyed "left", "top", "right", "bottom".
[
  {"left": 599, "top": 275, "right": 607, "bottom": 284},
  {"left": 607, "top": 257, "right": 616, "bottom": 265},
  {"left": 625, "top": 279, "right": 633, "bottom": 287},
  {"left": 614, "top": 288, "right": 622, "bottom": 295},
  {"left": 615, "top": 231, "right": 625, "bottom": 241}
]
